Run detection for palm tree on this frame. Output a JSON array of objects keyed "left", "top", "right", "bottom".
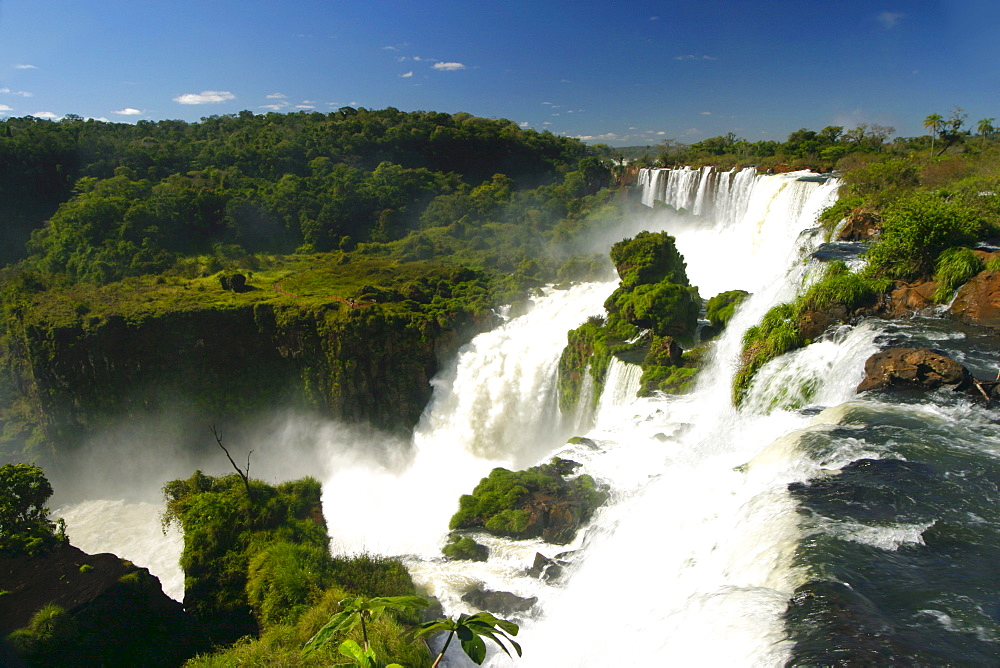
[
  {"left": 924, "top": 113, "right": 944, "bottom": 154},
  {"left": 977, "top": 117, "right": 995, "bottom": 146}
]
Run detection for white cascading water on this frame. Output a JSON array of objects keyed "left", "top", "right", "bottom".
[{"left": 58, "top": 166, "right": 886, "bottom": 665}]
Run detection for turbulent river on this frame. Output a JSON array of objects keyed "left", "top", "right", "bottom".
[{"left": 61, "top": 167, "right": 1000, "bottom": 665}]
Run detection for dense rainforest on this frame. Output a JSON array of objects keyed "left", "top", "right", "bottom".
[{"left": 3, "top": 105, "right": 1000, "bottom": 665}]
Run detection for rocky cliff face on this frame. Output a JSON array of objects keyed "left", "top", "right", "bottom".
[{"left": 1, "top": 296, "right": 489, "bottom": 463}]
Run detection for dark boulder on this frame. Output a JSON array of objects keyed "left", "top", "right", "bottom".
[
  {"left": 857, "top": 348, "right": 971, "bottom": 393},
  {"left": 525, "top": 552, "right": 565, "bottom": 582},
  {"left": 461, "top": 587, "right": 537, "bottom": 617}
]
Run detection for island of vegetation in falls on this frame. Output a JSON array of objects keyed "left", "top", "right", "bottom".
[{"left": 3, "top": 104, "right": 1000, "bottom": 665}]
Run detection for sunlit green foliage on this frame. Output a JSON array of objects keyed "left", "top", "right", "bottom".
[
  {"left": 863, "top": 192, "right": 983, "bottom": 279},
  {"left": 162, "top": 472, "right": 329, "bottom": 644},
  {"left": 441, "top": 534, "right": 489, "bottom": 561},
  {"left": 413, "top": 612, "right": 521, "bottom": 667},
  {"left": 449, "top": 459, "right": 607, "bottom": 542},
  {"left": 705, "top": 290, "right": 750, "bottom": 329},
  {"left": 932, "top": 247, "right": 984, "bottom": 302},
  {"left": 733, "top": 262, "right": 888, "bottom": 404}
]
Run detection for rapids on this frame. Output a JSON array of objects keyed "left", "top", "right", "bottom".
[{"left": 59, "top": 167, "right": 1000, "bottom": 665}]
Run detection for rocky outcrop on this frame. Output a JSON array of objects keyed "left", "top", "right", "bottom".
[
  {"left": 878, "top": 280, "right": 937, "bottom": 318},
  {"left": 836, "top": 208, "right": 880, "bottom": 242},
  {"left": 0, "top": 543, "right": 205, "bottom": 666},
  {"left": 461, "top": 587, "right": 537, "bottom": 617},
  {"left": 856, "top": 348, "right": 971, "bottom": 393},
  {"left": 524, "top": 552, "right": 566, "bottom": 582},
  {"left": 948, "top": 270, "right": 1000, "bottom": 327},
  {"left": 449, "top": 458, "right": 608, "bottom": 546}
]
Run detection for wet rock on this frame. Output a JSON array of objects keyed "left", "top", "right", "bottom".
[
  {"left": 798, "top": 303, "right": 849, "bottom": 342},
  {"left": 461, "top": 587, "right": 537, "bottom": 617},
  {"left": 948, "top": 270, "right": 1000, "bottom": 328},
  {"left": 836, "top": 208, "right": 880, "bottom": 241},
  {"left": 525, "top": 552, "right": 565, "bottom": 581},
  {"left": 856, "top": 347, "right": 971, "bottom": 393},
  {"left": 566, "top": 436, "right": 598, "bottom": 448},
  {"left": 879, "top": 280, "right": 937, "bottom": 318}
]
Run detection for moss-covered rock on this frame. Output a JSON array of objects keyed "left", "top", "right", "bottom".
[
  {"left": 441, "top": 534, "right": 490, "bottom": 561},
  {"left": 558, "top": 231, "right": 701, "bottom": 413},
  {"left": 706, "top": 290, "right": 749, "bottom": 330},
  {"left": 449, "top": 458, "right": 608, "bottom": 545}
]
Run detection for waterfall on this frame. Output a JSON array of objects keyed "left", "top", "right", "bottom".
[{"left": 57, "top": 166, "right": 1000, "bottom": 666}]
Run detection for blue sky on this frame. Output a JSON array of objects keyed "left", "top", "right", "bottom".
[{"left": 1, "top": 0, "right": 997, "bottom": 146}]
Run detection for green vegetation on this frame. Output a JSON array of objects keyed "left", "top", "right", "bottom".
[
  {"left": 734, "top": 262, "right": 888, "bottom": 405},
  {"left": 414, "top": 612, "right": 521, "bottom": 667},
  {"left": 449, "top": 458, "right": 607, "bottom": 544},
  {"left": 558, "top": 232, "right": 701, "bottom": 413},
  {"left": 0, "top": 463, "right": 66, "bottom": 555},
  {"left": 441, "top": 534, "right": 490, "bottom": 561},
  {"left": 7, "top": 603, "right": 78, "bottom": 664},
  {"left": 733, "top": 112, "right": 1000, "bottom": 403},
  {"left": 162, "top": 472, "right": 330, "bottom": 644},
  {"left": 933, "top": 247, "right": 985, "bottom": 302},
  {"left": 706, "top": 290, "right": 750, "bottom": 330},
  {"left": 166, "top": 472, "right": 433, "bottom": 666}
]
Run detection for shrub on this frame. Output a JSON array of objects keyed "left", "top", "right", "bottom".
[
  {"left": 247, "top": 541, "right": 333, "bottom": 628},
  {"left": 7, "top": 603, "right": 79, "bottom": 662},
  {"left": 705, "top": 290, "right": 750, "bottom": 329},
  {"left": 863, "top": 192, "right": 983, "bottom": 280},
  {"left": 933, "top": 247, "right": 984, "bottom": 302},
  {"left": 609, "top": 231, "right": 689, "bottom": 288},
  {"left": 0, "top": 463, "right": 66, "bottom": 556}
]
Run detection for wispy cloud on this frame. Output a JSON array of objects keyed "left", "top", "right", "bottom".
[
  {"left": 0, "top": 87, "right": 32, "bottom": 97},
  {"left": 675, "top": 54, "right": 717, "bottom": 61},
  {"left": 31, "top": 111, "right": 60, "bottom": 120},
  {"left": 295, "top": 104, "right": 315, "bottom": 110},
  {"left": 432, "top": 62, "right": 466, "bottom": 71},
  {"left": 649, "top": 16, "right": 660, "bottom": 21},
  {"left": 401, "top": 71, "right": 413, "bottom": 78},
  {"left": 877, "top": 11, "right": 904, "bottom": 29},
  {"left": 260, "top": 104, "right": 286, "bottom": 111},
  {"left": 575, "top": 132, "right": 621, "bottom": 141},
  {"left": 113, "top": 107, "right": 143, "bottom": 116},
  {"left": 0, "top": 104, "right": 12, "bottom": 113},
  {"left": 266, "top": 92, "right": 287, "bottom": 99},
  {"left": 700, "top": 111, "right": 712, "bottom": 116},
  {"left": 173, "top": 90, "right": 236, "bottom": 105},
  {"left": 519, "top": 121, "right": 529, "bottom": 127},
  {"left": 14, "top": 64, "right": 37, "bottom": 70}
]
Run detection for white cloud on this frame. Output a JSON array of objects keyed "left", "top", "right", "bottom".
[
  {"left": 259, "top": 104, "right": 286, "bottom": 111},
  {"left": 519, "top": 121, "right": 529, "bottom": 127},
  {"left": 0, "top": 104, "right": 11, "bottom": 113},
  {"left": 432, "top": 62, "right": 466, "bottom": 71},
  {"left": 113, "top": 107, "right": 142, "bottom": 116},
  {"left": 14, "top": 64, "right": 37, "bottom": 70},
  {"left": 266, "top": 92, "right": 287, "bottom": 99},
  {"left": 574, "top": 132, "right": 621, "bottom": 141},
  {"left": 700, "top": 111, "right": 712, "bottom": 115},
  {"left": 650, "top": 16, "right": 660, "bottom": 21},
  {"left": 0, "top": 88, "right": 32, "bottom": 97},
  {"left": 172, "top": 90, "right": 236, "bottom": 105},
  {"left": 877, "top": 11, "right": 904, "bottom": 29},
  {"left": 295, "top": 105, "right": 315, "bottom": 109},
  {"left": 31, "top": 111, "right": 60, "bottom": 120},
  {"left": 674, "top": 55, "right": 717, "bottom": 61},
  {"left": 401, "top": 71, "right": 413, "bottom": 78}
]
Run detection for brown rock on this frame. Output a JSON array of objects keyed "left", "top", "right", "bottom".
[
  {"left": 948, "top": 270, "right": 1000, "bottom": 327},
  {"left": 836, "top": 208, "right": 881, "bottom": 241},
  {"left": 877, "top": 280, "right": 938, "bottom": 318},
  {"left": 798, "top": 304, "right": 848, "bottom": 342},
  {"left": 857, "top": 348, "right": 971, "bottom": 393}
]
